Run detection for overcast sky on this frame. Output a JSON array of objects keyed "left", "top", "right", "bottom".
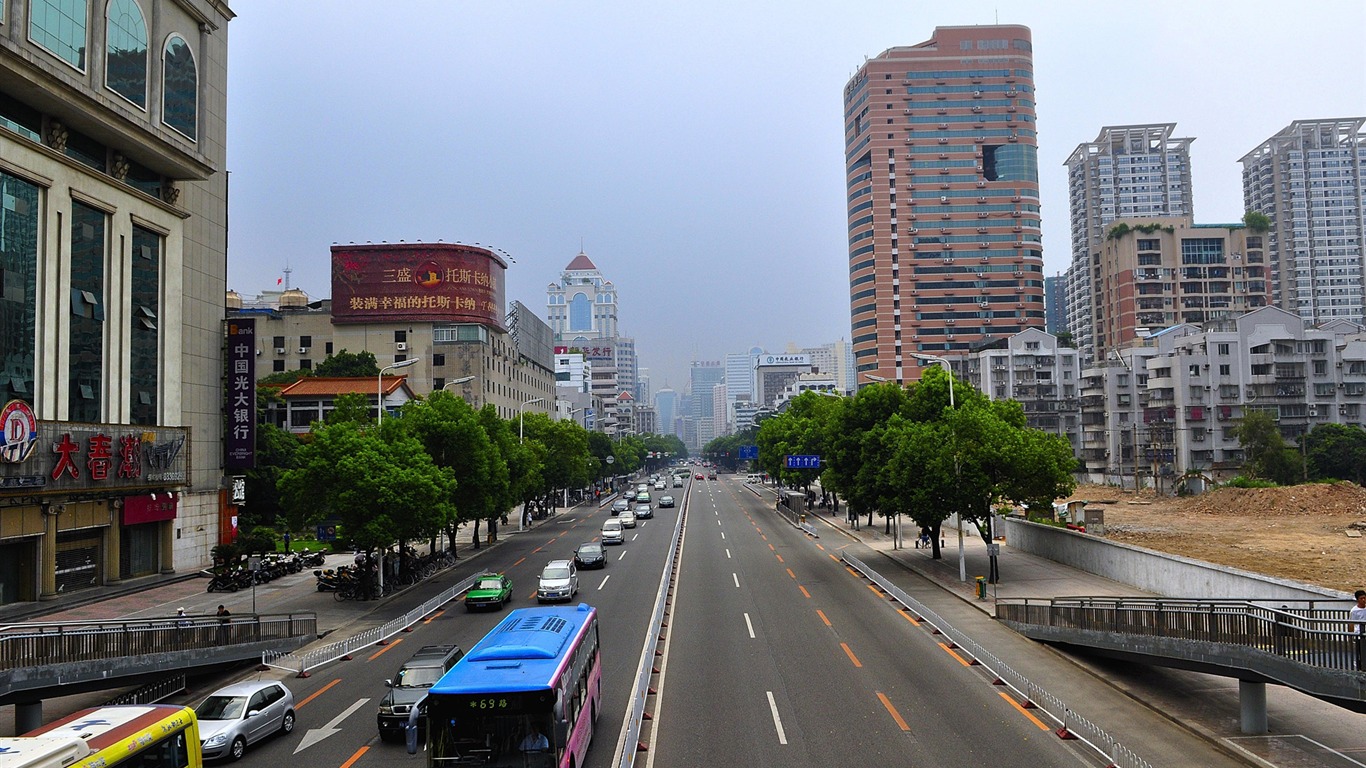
[{"left": 225, "top": 0, "right": 1365, "bottom": 392}]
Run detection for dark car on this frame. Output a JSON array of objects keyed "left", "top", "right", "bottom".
[
  {"left": 463, "top": 572, "right": 513, "bottom": 611},
  {"left": 633, "top": 503, "right": 653, "bottom": 519},
  {"left": 574, "top": 542, "right": 606, "bottom": 569},
  {"left": 377, "top": 644, "right": 464, "bottom": 742}
]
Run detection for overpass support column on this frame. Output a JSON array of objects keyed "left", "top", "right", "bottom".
[
  {"left": 15, "top": 701, "right": 42, "bottom": 733},
  {"left": 1239, "top": 680, "right": 1268, "bottom": 734}
]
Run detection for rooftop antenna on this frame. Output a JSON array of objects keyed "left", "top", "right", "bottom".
[{"left": 282, "top": 265, "right": 292, "bottom": 291}]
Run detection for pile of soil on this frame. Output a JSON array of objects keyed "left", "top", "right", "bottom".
[{"left": 1056, "top": 483, "right": 1366, "bottom": 593}]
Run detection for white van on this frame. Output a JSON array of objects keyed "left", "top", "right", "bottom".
[
  {"left": 746, "top": 473, "right": 764, "bottom": 484},
  {"left": 601, "top": 518, "right": 625, "bottom": 545}
]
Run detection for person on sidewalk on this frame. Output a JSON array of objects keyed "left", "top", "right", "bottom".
[
  {"left": 1350, "top": 590, "right": 1366, "bottom": 670},
  {"left": 215, "top": 605, "right": 231, "bottom": 644}
]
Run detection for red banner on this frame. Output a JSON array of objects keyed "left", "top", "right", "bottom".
[
  {"left": 331, "top": 243, "right": 507, "bottom": 329},
  {"left": 123, "top": 493, "right": 178, "bottom": 524}
]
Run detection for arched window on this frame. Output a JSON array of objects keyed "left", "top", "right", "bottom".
[
  {"left": 106, "top": 0, "right": 148, "bottom": 108},
  {"left": 162, "top": 34, "right": 197, "bottom": 140},
  {"left": 30, "top": 0, "right": 89, "bottom": 69},
  {"left": 569, "top": 293, "right": 591, "bottom": 332}
]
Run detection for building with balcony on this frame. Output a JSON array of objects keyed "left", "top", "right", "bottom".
[{"left": 964, "top": 329, "right": 1081, "bottom": 453}]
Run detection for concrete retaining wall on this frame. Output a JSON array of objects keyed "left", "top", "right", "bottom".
[{"left": 1002, "top": 517, "right": 1349, "bottom": 601}]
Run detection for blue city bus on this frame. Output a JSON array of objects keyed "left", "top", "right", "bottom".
[{"left": 410, "top": 604, "right": 601, "bottom": 767}]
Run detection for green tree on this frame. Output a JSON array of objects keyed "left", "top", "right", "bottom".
[
  {"left": 313, "top": 349, "right": 380, "bottom": 377},
  {"left": 1242, "top": 210, "right": 1272, "bottom": 233},
  {"left": 400, "top": 391, "right": 503, "bottom": 555},
  {"left": 240, "top": 422, "right": 300, "bottom": 531},
  {"left": 476, "top": 405, "right": 526, "bottom": 545},
  {"left": 1236, "top": 410, "right": 1292, "bottom": 482},
  {"left": 824, "top": 381, "right": 913, "bottom": 529},
  {"left": 521, "top": 413, "right": 592, "bottom": 508},
  {"left": 1304, "top": 423, "right": 1366, "bottom": 483},
  {"left": 325, "top": 391, "right": 376, "bottom": 426}
]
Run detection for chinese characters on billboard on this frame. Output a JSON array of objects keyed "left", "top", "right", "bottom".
[
  {"left": 331, "top": 243, "right": 508, "bottom": 329},
  {"left": 0, "top": 420, "right": 189, "bottom": 494},
  {"left": 226, "top": 318, "right": 256, "bottom": 470}
]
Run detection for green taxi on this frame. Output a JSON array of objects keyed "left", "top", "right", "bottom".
[{"left": 463, "top": 572, "right": 513, "bottom": 611}]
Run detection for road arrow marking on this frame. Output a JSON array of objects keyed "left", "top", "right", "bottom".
[{"left": 294, "top": 697, "right": 370, "bottom": 753}]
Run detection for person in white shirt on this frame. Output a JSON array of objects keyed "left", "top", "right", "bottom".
[
  {"left": 518, "top": 728, "right": 549, "bottom": 753},
  {"left": 1350, "top": 590, "right": 1366, "bottom": 671}
]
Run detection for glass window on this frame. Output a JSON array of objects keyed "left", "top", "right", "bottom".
[
  {"left": 106, "top": 0, "right": 148, "bottom": 108},
  {"left": 162, "top": 34, "right": 197, "bottom": 139},
  {"left": 70, "top": 201, "right": 106, "bottom": 422},
  {"left": 569, "top": 293, "right": 591, "bottom": 332},
  {"left": 130, "top": 225, "right": 159, "bottom": 425},
  {"left": 1, "top": 172, "right": 39, "bottom": 405},
  {"left": 30, "top": 0, "right": 89, "bottom": 70}
]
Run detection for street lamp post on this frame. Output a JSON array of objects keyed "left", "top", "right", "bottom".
[
  {"left": 442, "top": 375, "right": 475, "bottom": 392},
  {"left": 377, "top": 357, "right": 421, "bottom": 427},
  {"left": 518, "top": 397, "right": 544, "bottom": 532},
  {"left": 911, "top": 353, "right": 964, "bottom": 582}
]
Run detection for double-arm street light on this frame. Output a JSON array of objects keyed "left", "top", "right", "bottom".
[
  {"left": 377, "top": 358, "right": 421, "bottom": 427},
  {"left": 911, "top": 353, "right": 965, "bottom": 582}
]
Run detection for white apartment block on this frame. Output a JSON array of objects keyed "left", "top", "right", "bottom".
[{"left": 964, "top": 329, "right": 1081, "bottom": 454}]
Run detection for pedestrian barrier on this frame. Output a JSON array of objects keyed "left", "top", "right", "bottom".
[
  {"left": 842, "top": 554, "right": 1152, "bottom": 768},
  {"left": 261, "top": 574, "right": 478, "bottom": 677}
]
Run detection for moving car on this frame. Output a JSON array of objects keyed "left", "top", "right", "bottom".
[
  {"left": 694, "top": 472, "right": 705, "bottom": 479},
  {"left": 653, "top": 480, "right": 666, "bottom": 490},
  {"left": 464, "top": 572, "right": 513, "bottom": 611},
  {"left": 618, "top": 509, "right": 636, "bottom": 528},
  {"left": 633, "top": 503, "right": 653, "bottom": 519},
  {"left": 658, "top": 495, "right": 675, "bottom": 508},
  {"left": 708, "top": 471, "right": 718, "bottom": 480},
  {"left": 377, "top": 644, "right": 464, "bottom": 742},
  {"left": 635, "top": 491, "right": 652, "bottom": 504},
  {"left": 611, "top": 499, "right": 630, "bottom": 515},
  {"left": 673, "top": 477, "right": 684, "bottom": 488},
  {"left": 196, "top": 680, "right": 295, "bottom": 761},
  {"left": 601, "top": 518, "right": 625, "bottom": 544},
  {"left": 574, "top": 541, "right": 606, "bottom": 569},
  {"left": 537, "top": 560, "right": 579, "bottom": 603}
]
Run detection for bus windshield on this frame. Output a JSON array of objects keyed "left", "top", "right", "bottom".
[{"left": 428, "top": 697, "right": 555, "bottom": 767}]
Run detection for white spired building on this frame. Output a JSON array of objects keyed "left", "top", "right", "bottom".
[{"left": 546, "top": 251, "right": 618, "bottom": 341}]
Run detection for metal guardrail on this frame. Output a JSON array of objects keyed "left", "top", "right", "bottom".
[
  {"left": 842, "top": 554, "right": 1152, "bottom": 768},
  {"left": 612, "top": 479, "right": 688, "bottom": 768},
  {"left": 105, "top": 674, "right": 187, "bottom": 706},
  {"left": 997, "top": 596, "right": 1366, "bottom": 675},
  {"left": 0, "top": 613, "right": 316, "bottom": 670},
  {"left": 261, "top": 574, "right": 479, "bottom": 677}
]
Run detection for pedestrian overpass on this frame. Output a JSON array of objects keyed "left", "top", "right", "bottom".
[
  {"left": 995, "top": 596, "right": 1366, "bottom": 731},
  {"left": 0, "top": 611, "right": 316, "bottom": 732}
]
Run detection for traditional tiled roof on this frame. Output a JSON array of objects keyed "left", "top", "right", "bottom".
[{"left": 565, "top": 251, "right": 597, "bottom": 271}]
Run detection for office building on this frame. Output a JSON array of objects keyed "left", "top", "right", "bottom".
[
  {"left": 546, "top": 250, "right": 617, "bottom": 341},
  {"left": 0, "top": 0, "right": 234, "bottom": 602},
  {"left": 687, "top": 361, "right": 724, "bottom": 451},
  {"left": 843, "top": 25, "right": 1044, "bottom": 384},
  {"left": 654, "top": 388, "right": 678, "bottom": 437},
  {"left": 1241, "top": 118, "right": 1366, "bottom": 324},
  {"left": 1063, "top": 124, "right": 1195, "bottom": 365},
  {"left": 1044, "top": 274, "right": 1066, "bottom": 334}
]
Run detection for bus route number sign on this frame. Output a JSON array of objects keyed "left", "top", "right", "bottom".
[{"left": 466, "top": 697, "right": 509, "bottom": 710}]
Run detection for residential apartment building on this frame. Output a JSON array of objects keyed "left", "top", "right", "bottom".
[
  {"left": 0, "top": 0, "right": 235, "bottom": 603},
  {"left": 1092, "top": 216, "right": 1271, "bottom": 363},
  {"left": 1063, "top": 124, "right": 1195, "bottom": 365},
  {"left": 964, "top": 329, "right": 1081, "bottom": 454},
  {"left": 843, "top": 25, "right": 1044, "bottom": 385},
  {"left": 1241, "top": 118, "right": 1366, "bottom": 324}
]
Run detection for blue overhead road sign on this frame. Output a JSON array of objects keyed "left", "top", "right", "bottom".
[{"left": 785, "top": 454, "right": 821, "bottom": 469}]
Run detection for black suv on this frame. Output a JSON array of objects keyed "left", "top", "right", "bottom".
[{"left": 377, "top": 644, "right": 463, "bottom": 741}]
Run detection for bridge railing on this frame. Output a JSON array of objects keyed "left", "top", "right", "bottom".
[
  {"left": 0, "top": 612, "right": 317, "bottom": 669},
  {"left": 997, "top": 597, "right": 1363, "bottom": 673}
]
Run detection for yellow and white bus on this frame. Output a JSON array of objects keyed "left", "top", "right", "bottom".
[{"left": 1, "top": 704, "right": 202, "bottom": 768}]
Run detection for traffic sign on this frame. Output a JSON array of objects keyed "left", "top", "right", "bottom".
[
  {"left": 785, "top": 454, "right": 821, "bottom": 469},
  {"left": 739, "top": 445, "right": 759, "bottom": 460}
]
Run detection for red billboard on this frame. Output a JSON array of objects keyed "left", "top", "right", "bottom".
[{"left": 330, "top": 243, "right": 507, "bottom": 328}]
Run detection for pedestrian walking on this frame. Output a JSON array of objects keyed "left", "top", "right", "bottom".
[
  {"left": 215, "top": 605, "right": 231, "bottom": 645},
  {"left": 1350, "top": 589, "right": 1366, "bottom": 670}
]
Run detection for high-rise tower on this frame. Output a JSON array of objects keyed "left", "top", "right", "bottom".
[
  {"left": 1241, "top": 118, "right": 1366, "bottom": 325},
  {"left": 843, "top": 25, "right": 1043, "bottom": 384},
  {"left": 1063, "top": 124, "right": 1194, "bottom": 364}
]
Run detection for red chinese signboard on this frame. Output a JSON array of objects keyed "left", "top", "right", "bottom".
[{"left": 331, "top": 243, "right": 507, "bottom": 329}]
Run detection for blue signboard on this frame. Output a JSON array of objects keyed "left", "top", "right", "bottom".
[
  {"left": 739, "top": 445, "right": 759, "bottom": 460},
  {"left": 785, "top": 454, "right": 821, "bottom": 469}
]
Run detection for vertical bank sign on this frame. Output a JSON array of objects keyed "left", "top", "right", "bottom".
[{"left": 225, "top": 318, "right": 256, "bottom": 470}]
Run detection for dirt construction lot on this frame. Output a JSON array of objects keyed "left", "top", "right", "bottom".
[{"left": 1059, "top": 482, "right": 1366, "bottom": 593}]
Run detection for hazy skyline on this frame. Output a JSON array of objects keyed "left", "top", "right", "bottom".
[{"left": 226, "top": 1, "right": 1365, "bottom": 391}]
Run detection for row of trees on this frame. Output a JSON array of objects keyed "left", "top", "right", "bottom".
[
  {"left": 239, "top": 351, "right": 686, "bottom": 557},
  {"left": 1236, "top": 413, "right": 1366, "bottom": 486},
  {"left": 732, "top": 369, "right": 1076, "bottom": 582}
]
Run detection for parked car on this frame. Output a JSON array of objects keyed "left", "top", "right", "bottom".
[
  {"left": 658, "top": 495, "right": 675, "bottom": 508},
  {"left": 463, "top": 572, "right": 513, "bottom": 611},
  {"left": 618, "top": 510, "right": 637, "bottom": 528},
  {"left": 611, "top": 499, "right": 630, "bottom": 515},
  {"left": 574, "top": 542, "right": 606, "bottom": 569},
  {"left": 537, "top": 560, "right": 579, "bottom": 603},
  {"left": 377, "top": 644, "right": 464, "bottom": 742},
  {"left": 634, "top": 503, "right": 653, "bottom": 519},
  {"left": 601, "top": 518, "right": 625, "bottom": 544},
  {"left": 196, "top": 680, "right": 296, "bottom": 761}
]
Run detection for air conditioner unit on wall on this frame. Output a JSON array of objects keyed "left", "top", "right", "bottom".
[
  {"left": 396, "top": 342, "right": 408, "bottom": 352},
  {"left": 275, "top": 347, "right": 286, "bottom": 355},
  {"left": 298, "top": 347, "right": 307, "bottom": 354}
]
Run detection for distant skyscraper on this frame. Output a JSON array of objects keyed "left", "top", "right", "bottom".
[
  {"left": 688, "top": 360, "right": 724, "bottom": 451},
  {"left": 844, "top": 25, "right": 1043, "bottom": 384},
  {"left": 654, "top": 388, "right": 678, "bottom": 437},
  {"left": 1044, "top": 274, "right": 1066, "bottom": 334},
  {"left": 1241, "top": 118, "right": 1366, "bottom": 324},
  {"left": 1063, "top": 124, "right": 1194, "bottom": 363}
]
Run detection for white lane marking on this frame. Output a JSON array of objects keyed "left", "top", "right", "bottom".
[
  {"left": 732, "top": 573, "right": 740, "bottom": 588},
  {"left": 618, "top": 551, "right": 626, "bottom": 561},
  {"left": 744, "top": 612, "right": 755, "bottom": 638},
  {"left": 726, "top": 549, "right": 731, "bottom": 559},
  {"left": 721, "top": 532, "right": 726, "bottom": 539},
  {"left": 717, "top": 520, "right": 721, "bottom": 526},
  {"left": 597, "top": 574, "right": 610, "bottom": 589},
  {"left": 767, "top": 691, "right": 788, "bottom": 745},
  {"left": 295, "top": 697, "right": 369, "bottom": 753}
]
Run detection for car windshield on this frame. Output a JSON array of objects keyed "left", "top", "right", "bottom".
[
  {"left": 603, "top": 522, "right": 621, "bottom": 530},
  {"left": 578, "top": 545, "right": 601, "bottom": 557},
  {"left": 197, "top": 695, "right": 246, "bottom": 721},
  {"left": 476, "top": 578, "right": 503, "bottom": 590},
  {"left": 396, "top": 666, "right": 445, "bottom": 688},
  {"left": 541, "top": 566, "right": 571, "bottom": 580}
]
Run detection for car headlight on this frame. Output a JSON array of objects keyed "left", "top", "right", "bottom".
[
  {"left": 204, "top": 734, "right": 229, "bottom": 748},
  {"left": 378, "top": 705, "right": 394, "bottom": 715}
]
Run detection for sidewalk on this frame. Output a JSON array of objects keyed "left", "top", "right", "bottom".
[{"left": 803, "top": 504, "right": 1366, "bottom": 768}]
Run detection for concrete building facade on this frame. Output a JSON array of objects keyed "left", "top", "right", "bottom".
[
  {"left": 844, "top": 25, "right": 1044, "bottom": 385},
  {"left": 963, "top": 329, "right": 1081, "bottom": 454}
]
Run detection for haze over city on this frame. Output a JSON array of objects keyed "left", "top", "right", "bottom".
[{"left": 225, "top": 0, "right": 1366, "bottom": 388}]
